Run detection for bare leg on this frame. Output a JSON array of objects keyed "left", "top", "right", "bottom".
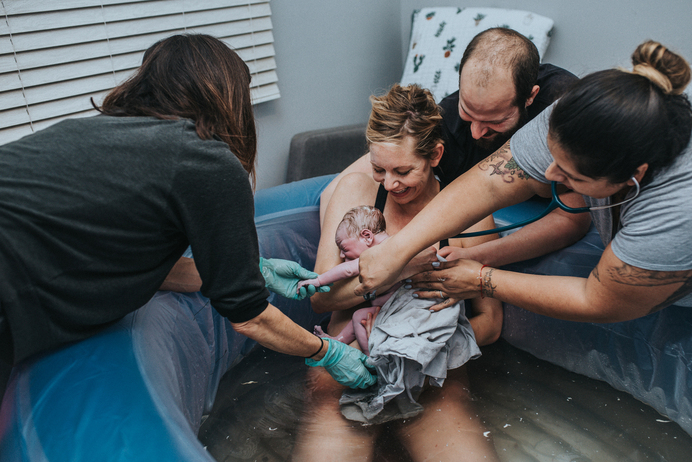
[
  {"left": 313, "top": 306, "right": 361, "bottom": 345},
  {"left": 392, "top": 366, "right": 500, "bottom": 462},
  {"left": 294, "top": 308, "right": 381, "bottom": 460},
  {"left": 351, "top": 306, "right": 380, "bottom": 355},
  {"left": 314, "top": 320, "right": 356, "bottom": 344},
  {"left": 292, "top": 348, "right": 380, "bottom": 461},
  {"left": 326, "top": 307, "right": 357, "bottom": 336}
]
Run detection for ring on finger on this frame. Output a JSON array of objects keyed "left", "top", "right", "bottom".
[{"left": 437, "top": 277, "right": 446, "bottom": 282}]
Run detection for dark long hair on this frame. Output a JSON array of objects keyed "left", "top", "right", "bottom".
[
  {"left": 549, "top": 41, "right": 692, "bottom": 185},
  {"left": 95, "top": 34, "right": 258, "bottom": 187}
]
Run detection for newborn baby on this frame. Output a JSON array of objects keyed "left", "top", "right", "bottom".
[
  {"left": 301, "top": 206, "right": 480, "bottom": 424},
  {"left": 299, "top": 205, "right": 394, "bottom": 355}
]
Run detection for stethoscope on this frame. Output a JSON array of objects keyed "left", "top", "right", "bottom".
[
  {"left": 452, "top": 177, "right": 640, "bottom": 238},
  {"left": 362, "top": 177, "right": 640, "bottom": 302}
]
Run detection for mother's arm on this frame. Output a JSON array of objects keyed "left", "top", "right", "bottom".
[
  {"left": 319, "top": 154, "right": 372, "bottom": 226},
  {"left": 355, "top": 141, "right": 548, "bottom": 294},
  {"left": 311, "top": 172, "right": 381, "bottom": 314}
]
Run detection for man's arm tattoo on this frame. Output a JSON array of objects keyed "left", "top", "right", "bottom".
[
  {"left": 477, "top": 141, "right": 531, "bottom": 183},
  {"left": 591, "top": 265, "right": 601, "bottom": 282}
]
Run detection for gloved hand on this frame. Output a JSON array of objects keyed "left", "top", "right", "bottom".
[
  {"left": 305, "top": 338, "right": 377, "bottom": 389},
  {"left": 259, "top": 257, "right": 331, "bottom": 300}
]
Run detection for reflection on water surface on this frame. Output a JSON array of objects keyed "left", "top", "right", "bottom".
[{"left": 199, "top": 340, "right": 692, "bottom": 461}]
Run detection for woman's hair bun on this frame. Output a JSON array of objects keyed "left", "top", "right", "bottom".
[{"left": 631, "top": 40, "right": 691, "bottom": 95}]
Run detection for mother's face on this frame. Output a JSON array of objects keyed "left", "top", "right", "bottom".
[{"left": 369, "top": 135, "right": 442, "bottom": 205}]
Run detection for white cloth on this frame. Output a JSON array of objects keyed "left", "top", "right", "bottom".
[{"left": 340, "top": 286, "right": 481, "bottom": 423}]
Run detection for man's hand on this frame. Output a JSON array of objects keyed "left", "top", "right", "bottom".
[{"left": 437, "top": 246, "right": 470, "bottom": 262}]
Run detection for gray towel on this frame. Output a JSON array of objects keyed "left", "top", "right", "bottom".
[{"left": 340, "top": 286, "right": 481, "bottom": 424}]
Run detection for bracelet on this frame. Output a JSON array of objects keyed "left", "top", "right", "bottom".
[
  {"left": 478, "top": 264, "right": 488, "bottom": 299},
  {"left": 307, "top": 335, "right": 325, "bottom": 359}
]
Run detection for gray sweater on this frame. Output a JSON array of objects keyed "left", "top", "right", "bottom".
[{"left": 0, "top": 115, "right": 269, "bottom": 364}]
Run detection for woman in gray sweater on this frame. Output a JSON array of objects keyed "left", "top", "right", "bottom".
[{"left": 0, "top": 34, "right": 373, "bottom": 389}]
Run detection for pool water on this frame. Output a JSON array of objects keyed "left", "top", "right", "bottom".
[{"left": 198, "top": 340, "right": 692, "bottom": 461}]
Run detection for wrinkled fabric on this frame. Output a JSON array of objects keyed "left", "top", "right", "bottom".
[{"left": 340, "top": 286, "right": 480, "bottom": 423}]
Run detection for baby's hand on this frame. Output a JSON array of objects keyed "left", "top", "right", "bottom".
[
  {"left": 437, "top": 246, "right": 466, "bottom": 262},
  {"left": 297, "top": 278, "right": 320, "bottom": 294}
]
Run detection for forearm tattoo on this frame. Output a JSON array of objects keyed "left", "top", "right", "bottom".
[
  {"left": 591, "top": 262, "right": 692, "bottom": 313},
  {"left": 591, "top": 265, "right": 601, "bottom": 282},
  {"left": 477, "top": 141, "right": 531, "bottom": 183},
  {"left": 482, "top": 268, "right": 497, "bottom": 298}
]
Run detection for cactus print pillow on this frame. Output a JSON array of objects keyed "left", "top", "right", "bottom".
[{"left": 400, "top": 7, "right": 554, "bottom": 102}]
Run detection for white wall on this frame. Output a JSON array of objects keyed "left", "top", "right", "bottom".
[
  {"left": 256, "top": 0, "right": 692, "bottom": 189},
  {"left": 399, "top": 0, "right": 692, "bottom": 76},
  {"left": 254, "top": 0, "right": 403, "bottom": 190}
]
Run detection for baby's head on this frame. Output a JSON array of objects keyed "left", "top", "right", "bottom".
[{"left": 335, "top": 206, "right": 387, "bottom": 261}]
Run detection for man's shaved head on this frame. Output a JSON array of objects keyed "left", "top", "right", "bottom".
[
  {"left": 459, "top": 28, "right": 540, "bottom": 108},
  {"left": 454, "top": 28, "right": 541, "bottom": 151}
]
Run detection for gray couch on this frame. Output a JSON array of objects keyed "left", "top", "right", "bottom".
[{"left": 286, "top": 123, "right": 367, "bottom": 182}]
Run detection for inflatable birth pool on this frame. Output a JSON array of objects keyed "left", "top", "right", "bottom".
[{"left": 0, "top": 174, "right": 690, "bottom": 461}]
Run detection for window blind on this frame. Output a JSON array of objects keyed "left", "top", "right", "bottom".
[{"left": 0, "top": 0, "right": 279, "bottom": 145}]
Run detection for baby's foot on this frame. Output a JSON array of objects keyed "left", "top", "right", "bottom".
[
  {"left": 313, "top": 325, "right": 336, "bottom": 340},
  {"left": 313, "top": 325, "right": 326, "bottom": 336}
]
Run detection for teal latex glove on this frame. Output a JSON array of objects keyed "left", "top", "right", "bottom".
[
  {"left": 305, "top": 338, "right": 377, "bottom": 389},
  {"left": 259, "top": 257, "right": 331, "bottom": 300}
]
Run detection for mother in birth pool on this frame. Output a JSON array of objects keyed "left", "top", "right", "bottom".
[{"left": 292, "top": 82, "right": 505, "bottom": 462}]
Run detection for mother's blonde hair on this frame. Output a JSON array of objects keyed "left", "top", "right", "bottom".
[{"left": 366, "top": 84, "right": 443, "bottom": 159}]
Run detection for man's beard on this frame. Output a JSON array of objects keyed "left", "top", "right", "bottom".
[{"left": 472, "top": 107, "right": 529, "bottom": 152}]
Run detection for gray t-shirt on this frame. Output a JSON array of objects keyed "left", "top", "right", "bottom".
[{"left": 510, "top": 103, "right": 692, "bottom": 275}]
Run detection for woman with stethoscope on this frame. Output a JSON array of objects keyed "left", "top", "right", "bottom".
[{"left": 354, "top": 40, "right": 692, "bottom": 323}]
